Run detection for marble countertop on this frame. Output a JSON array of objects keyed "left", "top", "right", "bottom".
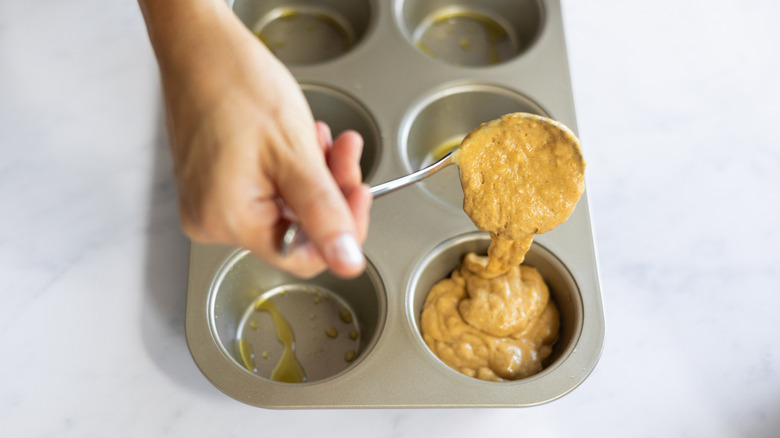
[{"left": 2, "top": 0, "right": 778, "bottom": 436}]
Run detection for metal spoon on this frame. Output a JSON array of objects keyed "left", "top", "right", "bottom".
[{"left": 279, "top": 150, "right": 456, "bottom": 256}]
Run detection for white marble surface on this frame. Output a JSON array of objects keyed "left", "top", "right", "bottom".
[{"left": 2, "top": 0, "right": 779, "bottom": 436}]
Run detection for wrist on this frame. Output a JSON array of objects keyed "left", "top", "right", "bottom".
[
  {"left": 140, "top": 0, "right": 259, "bottom": 110},
  {"left": 139, "top": 0, "right": 241, "bottom": 75}
]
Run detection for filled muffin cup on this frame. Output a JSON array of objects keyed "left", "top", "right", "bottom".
[{"left": 406, "top": 232, "right": 583, "bottom": 382}]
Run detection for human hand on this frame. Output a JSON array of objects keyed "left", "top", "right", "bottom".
[{"left": 141, "top": 0, "right": 371, "bottom": 278}]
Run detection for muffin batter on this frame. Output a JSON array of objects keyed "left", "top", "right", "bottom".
[{"left": 421, "top": 113, "right": 585, "bottom": 381}]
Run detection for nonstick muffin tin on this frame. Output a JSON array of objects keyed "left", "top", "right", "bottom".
[{"left": 185, "top": 0, "right": 605, "bottom": 408}]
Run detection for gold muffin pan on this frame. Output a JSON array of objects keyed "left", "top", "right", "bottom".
[{"left": 185, "top": 0, "right": 604, "bottom": 408}]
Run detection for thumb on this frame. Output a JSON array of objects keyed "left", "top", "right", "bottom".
[{"left": 275, "top": 152, "right": 365, "bottom": 278}]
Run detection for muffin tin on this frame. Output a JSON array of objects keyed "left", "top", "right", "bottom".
[{"left": 185, "top": 0, "right": 604, "bottom": 408}]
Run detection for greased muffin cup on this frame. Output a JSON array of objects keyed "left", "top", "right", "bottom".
[
  {"left": 232, "top": 0, "right": 374, "bottom": 65},
  {"left": 397, "top": 0, "right": 544, "bottom": 66},
  {"left": 185, "top": 0, "right": 604, "bottom": 408},
  {"left": 209, "top": 250, "right": 386, "bottom": 384}
]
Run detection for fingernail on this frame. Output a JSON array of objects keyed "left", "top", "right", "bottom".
[{"left": 326, "top": 233, "right": 364, "bottom": 268}]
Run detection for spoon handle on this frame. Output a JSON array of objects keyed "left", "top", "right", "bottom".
[
  {"left": 370, "top": 152, "right": 454, "bottom": 198},
  {"left": 280, "top": 152, "right": 455, "bottom": 257}
]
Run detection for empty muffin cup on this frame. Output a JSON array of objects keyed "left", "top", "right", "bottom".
[
  {"left": 396, "top": 0, "right": 544, "bottom": 66},
  {"left": 302, "top": 84, "right": 381, "bottom": 181},
  {"left": 407, "top": 232, "right": 582, "bottom": 381},
  {"left": 399, "top": 83, "right": 548, "bottom": 210},
  {"left": 209, "top": 250, "right": 386, "bottom": 383},
  {"left": 232, "top": 0, "right": 374, "bottom": 65}
]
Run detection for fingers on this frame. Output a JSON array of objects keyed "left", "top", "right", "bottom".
[
  {"left": 315, "top": 121, "right": 333, "bottom": 153},
  {"left": 327, "top": 130, "right": 371, "bottom": 242},
  {"left": 327, "top": 130, "right": 364, "bottom": 191},
  {"left": 183, "top": 188, "right": 331, "bottom": 279},
  {"left": 274, "top": 131, "right": 366, "bottom": 279},
  {"left": 345, "top": 183, "right": 372, "bottom": 242},
  {"left": 174, "top": 134, "right": 330, "bottom": 278},
  {"left": 180, "top": 120, "right": 371, "bottom": 280},
  {"left": 277, "top": 127, "right": 370, "bottom": 278}
]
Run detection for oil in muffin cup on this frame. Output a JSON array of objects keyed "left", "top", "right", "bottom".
[
  {"left": 396, "top": 0, "right": 543, "bottom": 66},
  {"left": 231, "top": 0, "right": 374, "bottom": 65},
  {"left": 209, "top": 249, "right": 386, "bottom": 383}
]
